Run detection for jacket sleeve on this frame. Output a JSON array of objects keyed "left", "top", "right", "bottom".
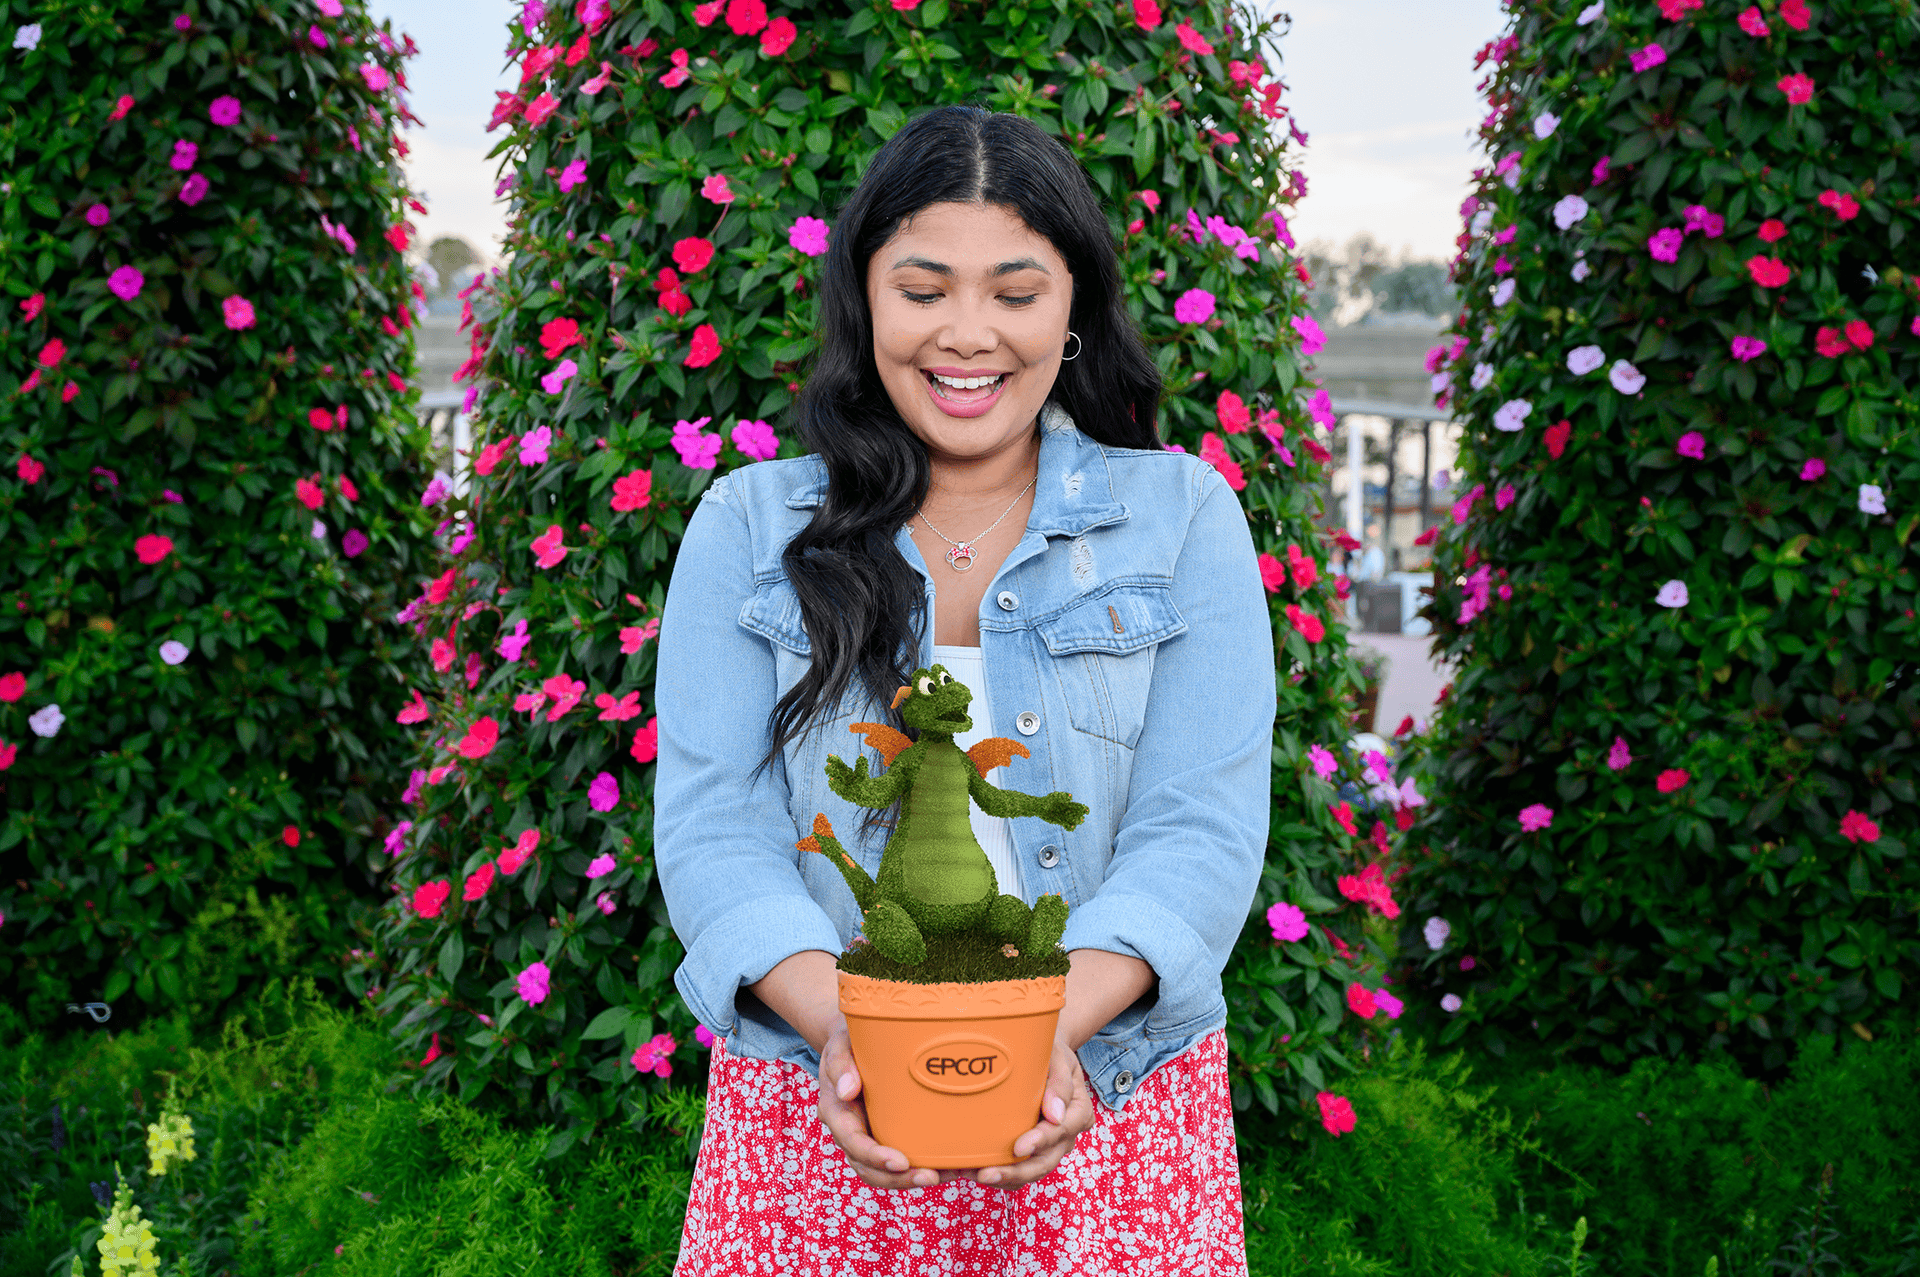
[
  {"left": 1058, "top": 463, "right": 1277, "bottom": 1028},
  {"left": 653, "top": 483, "right": 844, "bottom": 1036}
]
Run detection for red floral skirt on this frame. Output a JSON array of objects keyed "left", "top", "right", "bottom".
[{"left": 676, "top": 1030, "right": 1247, "bottom": 1276}]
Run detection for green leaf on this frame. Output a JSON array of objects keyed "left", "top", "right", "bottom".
[{"left": 582, "top": 1005, "right": 634, "bottom": 1039}]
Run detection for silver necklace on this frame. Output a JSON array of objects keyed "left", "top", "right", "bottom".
[{"left": 917, "top": 476, "right": 1037, "bottom": 572}]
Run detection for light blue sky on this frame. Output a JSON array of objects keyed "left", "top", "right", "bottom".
[{"left": 373, "top": 0, "right": 1509, "bottom": 263}]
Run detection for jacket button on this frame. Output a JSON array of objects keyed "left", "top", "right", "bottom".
[
  {"left": 1038, "top": 844, "right": 1061, "bottom": 868},
  {"left": 1015, "top": 710, "right": 1040, "bottom": 736},
  {"left": 997, "top": 591, "right": 1019, "bottom": 611},
  {"left": 1114, "top": 1071, "right": 1134, "bottom": 1093}
]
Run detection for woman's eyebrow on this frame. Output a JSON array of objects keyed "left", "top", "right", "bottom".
[{"left": 886, "top": 255, "right": 1051, "bottom": 276}]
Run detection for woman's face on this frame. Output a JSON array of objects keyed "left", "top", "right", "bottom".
[{"left": 866, "top": 201, "right": 1073, "bottom": 466}]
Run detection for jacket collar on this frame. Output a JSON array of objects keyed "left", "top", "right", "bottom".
[{"left": 782, "top": 404, "right": 1131, "bottom": 537}]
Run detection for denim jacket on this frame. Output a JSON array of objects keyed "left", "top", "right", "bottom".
[{"left": 653, "top": 406, "right": 1276, "bottom": 1110}]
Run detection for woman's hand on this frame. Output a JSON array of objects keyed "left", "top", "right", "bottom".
[
  {"left": 817, "top": 1020, "right": 947, "bottom": 1189},
  {"left": 973, "top": 1032, "right": 1094, "bottom": 1189}
]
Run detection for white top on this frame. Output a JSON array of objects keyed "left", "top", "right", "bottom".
[{"left": 930, "top": 644, "right": 1023, "bottom": 901}]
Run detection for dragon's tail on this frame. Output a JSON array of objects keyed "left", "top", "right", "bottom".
[{"left": 797, "top": 813, "right": 876, "bottom": 910}]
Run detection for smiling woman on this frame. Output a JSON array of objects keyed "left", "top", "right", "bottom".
[{"left": 655, "top": 105, "right": 1274, "bottom": 1275}]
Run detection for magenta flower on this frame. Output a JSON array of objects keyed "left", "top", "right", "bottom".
[
  {"left": 1730, "top": 336, "right": 1767, "bottom": 362},
  {"left": 108, "top": 266, "right": 145, "bottom": 300},
  {"left": 308, "top": 24, "right": 328, "bottom": 47},
  {"left": 672, "top": 417, "right": 721, "bottom": 469},
  {"left": 1607, "top": 736, "right": 1632, "bottom": 771},
  {"left": 630, "top": 1032, "right": 676, "bottom": 1078},
  {"left": 788, "top": 215, "right": 829, "bottom": 257},
  {"left": 85, "top": 203, "right": 111, "bottom": 227},
  {"left": 1375, "top": 989, "right": 1404, "bottom": 1020},
  {"left": 1683, "top": 204, "right": 1725, "bottom": 238},
  {"left": 586, "top": 853, "right": 618, "bottom": 879},
  {"left": 1308, "top": 388, "right": 1336, "bottom": 429},
  {"left": 1291, "top": 313, "right": 1326, "bottom": 355},
  {"left": 588, "top": 771, "right": 620, "bottom": 812},
  {"left": 172, "top": 12, "right": 191, "bottom": 29},
  {"left": 1307, "top": 743, "right": 1338, "bottom": 779},
  {"left": 557, "top": 158, "right": 588, "bottom": 193},
  {"left": 540, "top": 360, "right": 577, "bottom": 395},
  {"left": 1647, "top": 227, "right": 1683, "bottom": 262},
  {"left": 361, "top": 60, "right": 389, "bottom": 91},
  {"left": 1840, "top": 810, "right": 1881, "bottom": 844},
  {"left": 520, "top": 426, "right": 553, "bottom": 465},
  {"left": 516, "top": 961, "right": 552, "bottom": 1005},
  {"left": 731, "top": 418, "right": 779, "bottom": 461},
  {"left": 1173, "top": 288, "right": 1216, "bottom": 324},
  {"left": 179, "top": 172, "right": 209, "bottom": 205},
  {"left": 169, "top": 139, "right": 198, "bottom": 171},
  {"left": 498, "top": 620, "right": 532, "bottom": 662},
  {"left": 1799, "top": 458, "right": 1826, "bottom": 481},
  {"left": 1676, "top": 431, "right": 1705, "bottom": 459},
  {"left": 1266, "top": 901, "right": 1309, "bottom": 943},
  {"left": 700, "top": 173, "right": 733, "bottom": 204},
  {"left": 1656, "top": 768, "right": 1690, "bottom": 794},
  {"left": 208, "top": 95, "right": 241, "bottom": 126},
  {"left": 1495, "top": 484, "right": 1516, "bottom": 512},
  {"left": 1518, "top": 803, "right": 1554, "bottom": 832},
  {"left": 1629, "top": 43, "right": 1667, "bottom": 72},
  {"left": 342, "top": 529, "right": 369, "bottom": 557},
  {"left": 222, "top": 295, "right": 255, "bottom": 329}
]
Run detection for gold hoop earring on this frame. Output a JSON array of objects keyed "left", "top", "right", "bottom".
[{"left": 1061, "top": 331, "right": 1082, "bottom": 362}]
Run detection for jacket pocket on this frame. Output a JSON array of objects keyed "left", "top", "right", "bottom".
[
  {"left": 1034, "top": 585, "right": 1186, "bottom": 749},
  {"left": 738, "top": 580, "right": 811, "bottom": 656}
]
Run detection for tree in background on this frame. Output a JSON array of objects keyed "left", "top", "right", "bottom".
[
  {"left": 0, "top": 0, "right": 434, "bottom": 1027},
  {"left": 1407, "top": 0, "right": 1918, "bottom": 1069},
  {"left": 425, "top": 235, "right": 481, "bottom": 298},
  {"left": 355, "top": 0, "right": 1411, "bottom": 1149}
]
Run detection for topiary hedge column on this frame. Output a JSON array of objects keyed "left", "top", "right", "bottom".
[
  {"left": 1, "top": 0, "right": 434, "bottom": 1027},
  {"left": 1407, "top": 0, "right": 1919, "bottom": 1069},
  {"left": 358, "top": 0, "right": 1414, "bottom": 1150}
]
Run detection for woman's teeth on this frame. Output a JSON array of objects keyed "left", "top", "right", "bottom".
[{"left": 928, "top": 372, "right": 1005, "bottom": 402}]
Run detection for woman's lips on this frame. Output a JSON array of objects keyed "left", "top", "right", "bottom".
[{"left": 923, "top": 370, "right": 1008, "bottom": 418}]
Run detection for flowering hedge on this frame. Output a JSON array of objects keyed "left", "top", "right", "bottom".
[
  {"left": 1406, "top": 0, "right": 1919, "bottom": 1068},
  {"left": 351, "top": 0, "right": 1420, "bottom": 1148},
  {"left": 0, "top": 0, "right": 434, "bottom": 1026}
]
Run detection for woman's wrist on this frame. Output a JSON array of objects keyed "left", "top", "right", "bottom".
[
  {"left": 745, "top": 948, "right": 845, "bottom": 1054},
  {"left": 1057, "top": 948, "right": 1156, "bottom": 1051}
]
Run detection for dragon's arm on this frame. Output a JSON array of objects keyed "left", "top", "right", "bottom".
[
  {"left": 968, "top": 770, "right": 1089, "bottom": 829},
  {"left": 825, "top": 747, "right": 915, "bottom": 809}
]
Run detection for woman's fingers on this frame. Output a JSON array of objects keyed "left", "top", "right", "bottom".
[
  {"left": 818, "top": 1024, "right": 938, "bottom": 1189},
  {"left": 977, "top": 1039, "right": 1094, "bottom": 1189}
]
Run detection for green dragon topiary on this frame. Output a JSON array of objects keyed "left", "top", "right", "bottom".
[{"left": 799, "top": 666, "right": 1087, "bottom": 969}]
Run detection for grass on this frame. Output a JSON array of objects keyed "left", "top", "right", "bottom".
[
  {"left": 5, "top": 985, "right": 1917, "bottom": 1277},
  {"left": 836, "top": 921, "right": 1072, "bottom": 984}
]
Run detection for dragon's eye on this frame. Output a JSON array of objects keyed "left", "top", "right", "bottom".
[
  {"left": 916, "top": 676, "right": 936, "bottom": 695},
  {"left": 938, "top": 671, "right": 952, "bottom": 685}
]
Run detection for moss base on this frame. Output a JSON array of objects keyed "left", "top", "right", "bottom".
[{"left": 836, "top": 923, "right": 1070, "bottom": 985}]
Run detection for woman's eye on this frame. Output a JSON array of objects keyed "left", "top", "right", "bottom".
[
  {"left": 1001, "top": 294, "right": 1038, "bottom": 307},
  {"left": 901, "top": 291, "right": 941, "bottom": 304}
]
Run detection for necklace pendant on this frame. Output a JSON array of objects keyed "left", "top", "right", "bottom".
[{"left": 945, "top": 543, "right": 977, "bottom": 572}]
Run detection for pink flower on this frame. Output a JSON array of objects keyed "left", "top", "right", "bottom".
[
  {"left": 343, "top": 529, "right": 369, "bottom": 557},
  {"left": 361, "top": 61, "right": 390, "bottom": 91},
  {"left": 463, "top": 862, "right": 496, "bottom": 901},
  {"left": 524, "top": 91, "right": 559, "bottom": 126},
  {"left": 520, "top": 426, "right": 553, "bottom": 464},
  {"left": 540, "top": 317, "right": 582, "bottom": 359},
  {"left": 1799, "top": 458, "right": 1826, "bottom": 481},
  {"left": 498, "top": 828, "right": 541, "bottom": 875},
  {"left": 659, "top": 49, "right": 690, "bottom": 88},
  {"left": 691, "top": 0, "right": 724, "bottom": 20},
  {"left": 308, "top": 24, "right": 328, "bottom": 47},
  {"left": 788, "top": 215, "right": 829, "bottom": 257},
  {"left": 1845, "top": 319, "right": 1873, "bottom": 350},
  {"left": 1683, "top": 204, "right": 1725, "bottom": 238},
  {"left": 1286, "top": 604, "right": 1325, "bottom": 643},
  {"left": 586, "top": 853, "right": 618, "bottom": 880},
  {"left": 1495, "top": 484, "right": 1516, "bottom": 511},
  {"left": 701, "top": 174, "right": 733, "bottom": 204},
  {"left": 1656, "top": 768, "right": 1690, "bottom": 793},
  {"left": 1199, "top": 432, "right": 1245, "bottom": 490},
  {"left": 557, "top": 158, "right": 588, "bottom": 192},
  {"left": 1518, "top": 803, "right": 1553, "bottom": 832},
  {"left": 1345, "top": 982, "right": 1376, "bottom": 1018},
  {"left": 1607, "top": 736, "right": 1632, "bottom": 770},
  {"left": 1815, "top": 327, "right": 1851, "bottom": 359},
  {"left": 134, "top": 534, "right": 174, "bottom": 565},
  {"left": 1257, "top": 553, "right": 1285, "bottom": 594},
  {"left": 1337, "top": 862, "right": 1400, "bottom": 919},
  {"left": 413, "top": 880, "right": 451, "bottom": 918},
  {"left": 1655, "top": 579, "right": 1689, "bottom": 608},
  {"left": 0, "top": 672, "right": 24, "bottom": 702},
  {"left": 294, "top": 476, "right": 324, "bottom": 510},
  {"left": 1132, "top": 0, "right": 1161, "bottom": 29},
  {"left": 1777, "top": 73, "right": 1814, "bottom": 104},
  {"left": 1328, "top": 801, "right": 1357, "bottom": 836},
  {"left": 760, "top": 16, "right": 797, "bottom": 56},
  {"left": 540, "top": 359, "right": 577, "bottom": 395},
  {"left": 630, "top": 718, "right": 660, "bottom": 764},
  {"left": 1737, "top": 5, "right": 1769, "bottom": 34},
  {"left": 430, "top": 636, "right": 457, "bottom": 674},
  {"left": 1758, "top": 219, "right": 1788, "bottom": 243},
  {"left": 695, "top": 1025, "right": 716, "bottom": 1048},
  {"left": 1676, "top": 431, "right": 1705, "bottom": 460},
  {"left": 672, "top": 417, "right": 721, "bottom": 469},
  {"left": 620, "top": 618, "right": 660, "bottom": 654},
  {"left": 596, "top": 891, "right": 617, "bottom": 915},
  {"left": 732, "top": 418, "right": 779, "bottom": 461},
  {"left": 611, "top": 469, "right": 653, "bottom": 511},
  {"left": 178, "top": 172, "right": 210, "bottom": 205},
  {"left": 541, "top": 673, "right": 586, "bottom": 721},
  {"left": 222, "top": 295, "right": 256, "bottom": 329},
  {"left": 725, "top": 0, "right": 767, "bottom": 34},
  {"left": 1746, "top": 256, "right": 1791, "bottom": 288},
  {"left": 1730, "top": 336, "right": 1766, "bottom": 362},
  {"left": 1629, "top": 43, "right": 1667, "bottom": 72},
  {"left": 108, "top": 94, "right": 135, "bottom": 121},
  {"left": 1290, "top": 313, "right": 1327, "bottom": 356},
  {"left": 1172, "top": 288, "right": 1216, "bottom": 324},
  {"left": 1839, "top": 810, "right": 1880, "bottom": 843},
  {"left": 1647, "top": 227, "right": 1684, "bottom": 262},
  {"left": 684, "top": 323, "right": 721, "bottom": 368},
  {"left": 580, "top": 61, "right": 615, "bottom": 95},
  {"left": 1287, "top": 544, "right": 1318, "bottom": 591},
  {"left": 596, "top": 690, "right": 643, "bottom": 721},
  {"left": 517, "top": 961, "right": 551, "bottom": 1005},
  {"left": 108, "top": 266, "right": 145, "bottom": 300},
  {"left": 631, "top": 1032, "right": 676, "bottom": 1077},
  {"left": 1376, "top": 989, "right": 1404, "bottom": 1020},
  {"left": 209, "top": 95, "right": 242, "bottom": 126},
  {"left": 1818, "top": 189, "right": 1861, "bottom": 221},
  {"left": 1780, "top": 0, "right": 1810, "bottom": 27},
  {"left": 169, "top": 139, "right": 197, "bottom": 171},
  {"left": 672, "top": 236, "right": 714, "bottom": 273},
  {"left": 588, "top": 771, "right": 620, "bottom": 811},
  {"left": 1316, "top": 1091, "right": 1356, "bottom": 1137},
  {"left": 496, "top": 619, "right": 532, "bottom": 663},
  {"left": 1174, "top": 20, "right": 1213, "bottom": 54},
  {"left": 396, "top": 689, "right": 430, "bottom": 724},
  {"left": 1267, "top": 902, "right": 1309, "bottom": 943},
  {"left": 454, "top": 716, "right": 499, "bottom": 759}
]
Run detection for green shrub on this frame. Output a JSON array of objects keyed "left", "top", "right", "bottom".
[
  {"left": 361, "top": 0, "right": 1388, "bottom": 1149},
  {"left": 0, "top": 0, "right": 436, "bottom": 1029},
  {"left": 1404, "top": 0, "right": 1920, "bottom": 1069}
]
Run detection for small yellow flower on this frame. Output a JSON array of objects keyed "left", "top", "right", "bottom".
[
  {"left": 144, "top": 1113, "right": 196, "bottom": 1177},
  {"left": 97, "top": 1181, "right": 161, "bottom": 1277}
]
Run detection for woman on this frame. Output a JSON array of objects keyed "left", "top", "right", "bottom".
[{"left": 655, "top": 105, "right": 1275, "bottom": 1275}]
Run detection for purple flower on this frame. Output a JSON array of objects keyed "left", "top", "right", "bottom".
[
  {"left": 519, "top": 426, "right": 552, "bottom": 465},
  {"left": 1607, "top": 735, "right": 1632, "bottom": 771},
  {"left": 588, "top": 771, "right": 620, "bottom": 812},
  {"left": 1291, "top": 313, "right": 1327, "bottom": 356},
  {"left": 788, "top": 215, "right": 829, "bottom": 257},
  {"left": 1609, "top": 360, "right": 1646, "bottom": 394},
  {"left": 517, "top": 961, "right": 551, "bottom": 1005},
  {"left": 1518, "top": 803, "right": 1554, "bottom": 832},
  {"left": 1375, "top": 989, "right": 1404, "bottom": 1020},
  {"left": 557, "top": 158, "right": 588, "bottom": 193},
  {"left": 108, "top": 266, "right": 144, "bottom": 300},
  {"left": 209, "top": 95, "right": 241, "bottom": 126},
  {"left": 1799, "top": 458, "right": 1826, "bottom": 482},
  {"left": 308, "top": 24, "right": 328, "bottom": 47},
  {"left": 1730, "top": 336, "right": 1767, "bottom": 362},
  {"left": 672, "top": 417, "right": 721, "bottom": 470},
  {"left": 179, "top": 172, "right": 209, "bottom": 205},
  {"left": 1267, "top": 901, "right": 1309, "bottom": 943},
  {"left": 1566, "top": 345, "right": 1605, "bottom": 375},
  {"left": 1647, "top": 227, "right": 1684, "bottom": 262},
  {"left": 172, "top": 12, "right": 192, "bottom": 30},
  {"left": 1551, "top": 194, "right": 1589, "bottom": 229},
  {"left": 1172, "top": 288, "right": 1216, "bottom": 325},
  {"left": 420, "top": 475, "right": 451, "bottom": 507},
  {"left": 85, "top": 203, "right": 111, "bottom": 227},
  {"left": 384, "top": 820, "right": 413, "bottom": 856},
  {"left": 1683, "top": 204, "right": 1725, "bottom": 238},
  {"left": 1858, "top": 484, "right": 1887, "bottom": 515},
  {"left": 163, "top": 489, "right": 183, "bottom": 503},
  {"left": 1629, "top": 42, "right": 1667, "bottom": 72},
  {"left": 497, "top": 619, "right": 531, "bottom": 662},
  {"left": 1676, "top": 431, "right": 1705, "bottom": 460},
  {"left": 731, "top": 418, "right": 779, "bottom": 461},
  {"left": 158, "top": 640, "right": 190, "bottom": 665},
  {"left": 1591, "top": 156, "right": 1611, "bottom": 185},
  {"left": 342, "top": 529, "right": 369, "bottom": 557},
  {"left": 1493, "top": 399, "right": 1532, "bottom": 432},
  {"left": 401, "top": 768, "right": 428, "bottom": 804},
  {"left": 170, "top": 139, "right": 198, "bottom": 171},
  {"left": 1423, "top": 917, "right": 1451, "bottom": 950},
  {"left": 520, "top": 0, "right": 546, "bottom": 33},
  {"left": 1441, "top": 993, "right": 1463, "bottom": 1013},
  {"left": 1655, "top": 579, "right": 1689, "bottom": 608}
]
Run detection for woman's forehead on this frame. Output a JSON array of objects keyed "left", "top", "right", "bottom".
[{"left": 876, "top": 202, "right": 1066, "bottom": 273}]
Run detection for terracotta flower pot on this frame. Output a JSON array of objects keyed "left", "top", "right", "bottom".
[{"left": 838, "top": 970, "right": 1066, "bottom": 1170}]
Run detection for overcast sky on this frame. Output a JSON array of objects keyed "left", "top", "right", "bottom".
[{"left": 372, "top": 0, "right": 1510, "bottom": 265}]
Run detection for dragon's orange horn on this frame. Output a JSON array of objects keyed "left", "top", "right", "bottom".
[{"left": 813, "top": 813, "right": 834, "bottom": 838}]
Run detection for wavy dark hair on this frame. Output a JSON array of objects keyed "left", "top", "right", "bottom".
[{"left": 769, "top": 105, "right": 1163, "bottom": 758}]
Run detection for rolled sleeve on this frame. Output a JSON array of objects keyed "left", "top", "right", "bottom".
[{"left": 654, "top": 484, "right": 840, "bottom": 1037}]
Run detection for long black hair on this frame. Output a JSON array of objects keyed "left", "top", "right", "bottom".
[{"left": 769, "top": 105, "right": 1163, "bottom": 758}]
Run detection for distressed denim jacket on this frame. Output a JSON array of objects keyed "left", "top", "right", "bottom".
[{"left": 653, "top": 407, "right": 1276, "bottom": 1110}]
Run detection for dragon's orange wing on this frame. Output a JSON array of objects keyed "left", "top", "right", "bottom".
[
  {"left": 849, "top": 722, "right": 914, "bottom": 766},
  {"left": 966, "top": 737, "right": 1031, "bottom": 777}
]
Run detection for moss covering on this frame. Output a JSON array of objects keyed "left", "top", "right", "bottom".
[{"left": 836, "top": 924, "right": 1069, "bottom": 986}]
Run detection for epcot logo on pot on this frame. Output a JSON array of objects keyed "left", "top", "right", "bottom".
[
  {"left": 925, "top": 1053, "right": 998, "bottom": 1077},
  {"left": 910, "top": 1037, "right": 1013, "bottom": 1095}
]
